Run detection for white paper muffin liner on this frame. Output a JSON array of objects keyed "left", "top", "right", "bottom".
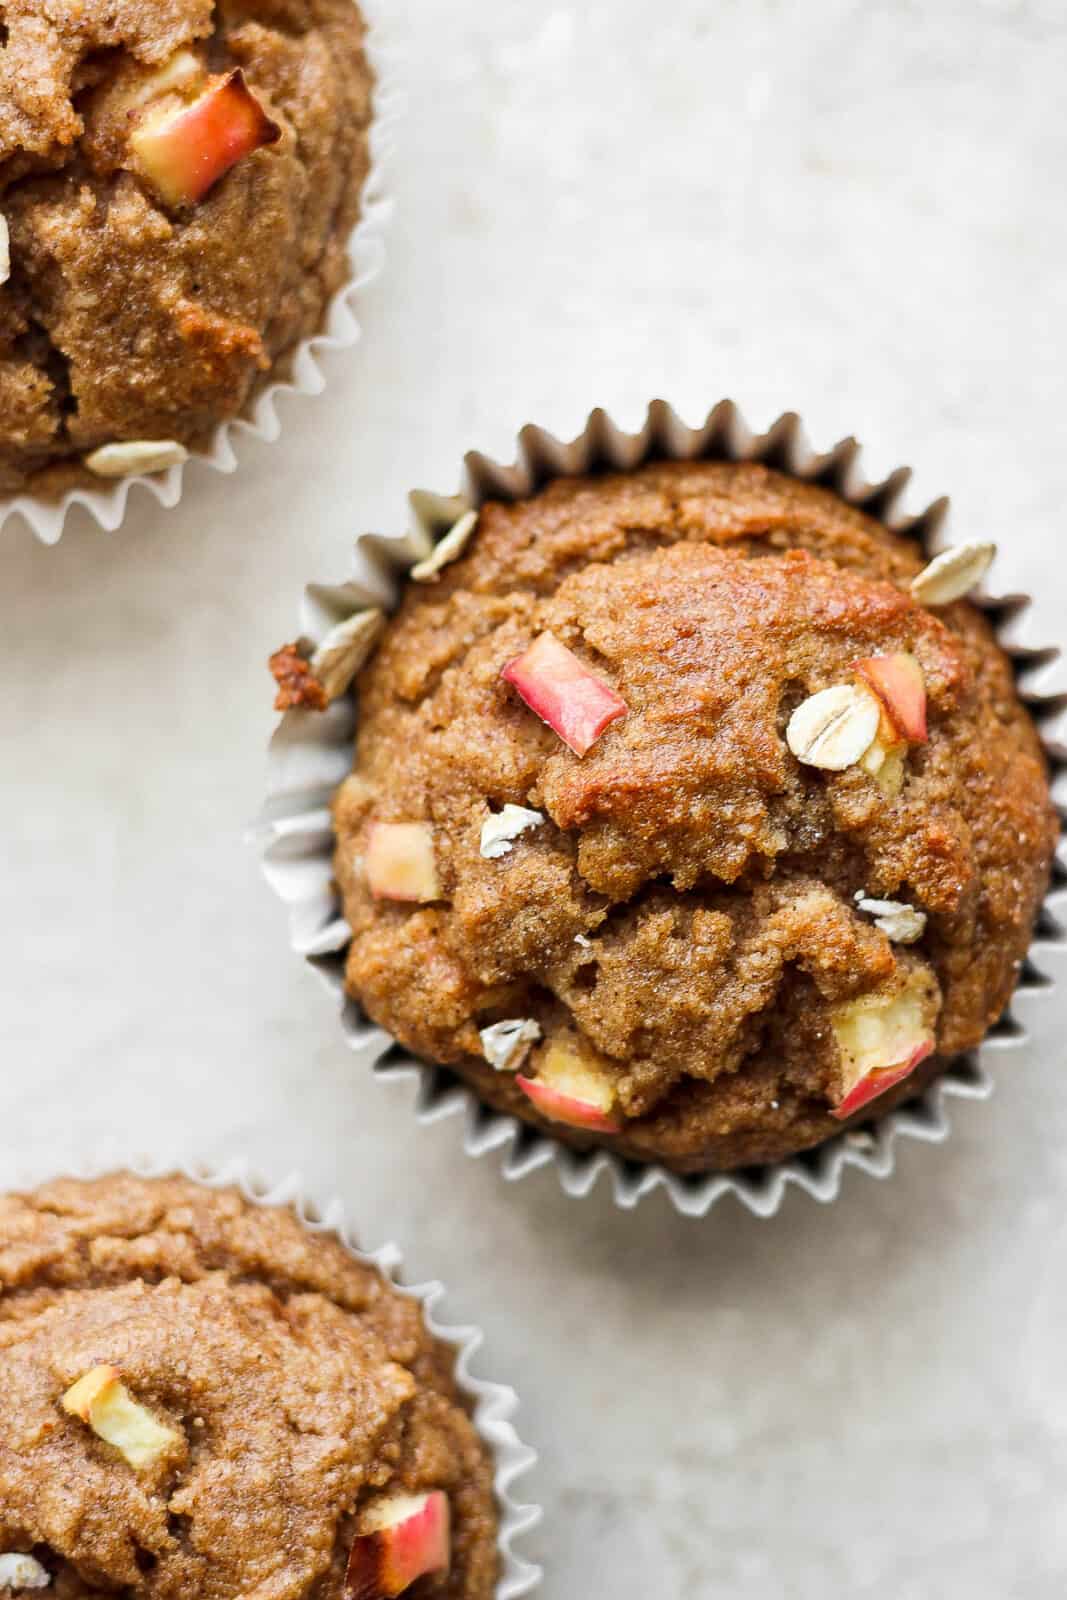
[
  {"left": 0, "top": 1, "right": 401, "bottom": 546},
  {"left": 0, "top": 1149, "right": 543, "bottom": 1598},
  {"left": 254, "top": 398, "right": 1067, "bottom": 1219}
]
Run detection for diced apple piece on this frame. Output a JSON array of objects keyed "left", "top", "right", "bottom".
[
  {"left": 115, "top": 49, "right": 205, "bottom": 115},
  {"left": 129, "top": 69, "right": 281, "bottom": 207},
  {"left": 501, "top": 631, "right": 626, "bottom": 757},
  {"left": 517, "top": 1041, "right": 622, "bottom": 1133},
  {"left": 858, "top": 701, "right": 908, "bottom": 796},
  {"left": 365, "top": 823, "right": 440, "bottom": 903},
  {"left": 830, "top": 971, "right": 938, "bottom": 1121},
  {"left": 61, "top": 1363, "right": 121, "bottom": 1422},
  {"left": 345, "top": 1491, "right": 451, "bottom": 1600},
  {"left": 61, "top": 1366, "right": 180, "bottom": 1470},
  {"left": 854, "top": 653, "right": 927, "bottom": 744},
  {"left": 833, "top": 1040, "right": 933, "bottom": 1120},
  {"left": 859, "top": 721, "right": 907, "bottom": 796}
]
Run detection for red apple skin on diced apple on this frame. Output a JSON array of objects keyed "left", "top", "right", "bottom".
[
  {"left": 345, "top": 1491, "right": 451, "bottom": 1600},
  {"left": 130, "top": 69, "right": 281, "bottom": 207},
  {"left": 365, "top": 823, "right": 440, "bottom": 903},
  {"left": 854, "top": 653, "right": 927, "bottom": 744},
  {"left": 518, "top": 1041, "right": 623, "bottom": 1132},
  {"left": 831, "top": 1040, "right": 933, "bottom": 1122},
  {"left": 516, "top": 1074, "right": 622, "bottom": 1133},
  {"left": 501, "top": 631, "right": 627, "bottom": 757}
]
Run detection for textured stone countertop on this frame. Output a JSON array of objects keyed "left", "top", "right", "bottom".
[{"left": 3, "top": 2, "right": 1067, "bottom": 1595}]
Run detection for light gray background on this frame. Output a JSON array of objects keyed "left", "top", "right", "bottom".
[{"left": 3, "top": 1, "right": 1067, "bottom": 1594}]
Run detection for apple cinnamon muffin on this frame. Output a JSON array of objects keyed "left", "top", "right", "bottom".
[
  {"left": 0, "top": 1174, "right": 498, "bottom": 1598},
  {"left": 0, "top": 0, "right": 374, "bottom": 495},
  {"left": 313, "top": 461, "right": 1057, "bottom": 1174}
]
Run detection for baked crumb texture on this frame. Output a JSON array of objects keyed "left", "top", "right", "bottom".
[
  {"left": 0, "top": 0, "right": 373, "bottom": 494},
  {"left": 0, "top": 1175, "right": 499, "bottom": 1598},
  {"left": 332, "top": 462, "right": 1058, "bottom": 1173}
]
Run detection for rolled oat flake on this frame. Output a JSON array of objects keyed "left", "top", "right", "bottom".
[
  {"left": 910, "top": 541, "right": 996, "bottom": 606},
  {"left": 480, "top": 804, "right": 545, "bottom": 859},
  {"left": 411, "top": 509, "right": 479, "bottom": 581},
  {"left": 0, "top": 1553, "right": 50, "bottom": 1589},
  {"left": 480, "top": 1018, "right": 542, "bottom": 1072},
  {"left": 85, "top": 440, "right": 188, "bottom": 478},
  {"left": 854, "top": 893, "right": 927, "bottom": 944},
  {"left": 310, "top": 609, "right": 386, "bottom": 702},
  {"left": 786, "top": 683, "right": 881, "bottom": 771}
]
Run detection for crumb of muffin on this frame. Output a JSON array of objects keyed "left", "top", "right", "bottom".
[
  {"left": 0, "top": 1174, "right": 499, "bottom": 1599},
  {"left": 270, "top": 641, "right": 329, "bottom": 712},
  {"left": 329, "top": 460, "right": 1058, "bottom": 1172}
]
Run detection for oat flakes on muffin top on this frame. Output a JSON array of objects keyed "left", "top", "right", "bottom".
[
  {"left": 0, "top": 0, "right": 374, "bottom": 495},
  {"left": 0, "top": 1174, "right": 498, "bottom": 1598},
  {"left": 321, "top": 461, "right": 1057, "bottom": 1173}
]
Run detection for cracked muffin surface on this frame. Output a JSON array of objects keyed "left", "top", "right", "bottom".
[
  {"left": 330, "top": 460, "right": 1057, "bottom": 1172},
  {"left": 0, "top": 1174, "right": 498, "bottom": 1598},
  {"left": 0, "top": 0, "right": 374, "bottom": 495}
]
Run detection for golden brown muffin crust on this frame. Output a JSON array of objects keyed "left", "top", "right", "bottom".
[
  {"left": 0, "top": 0, "right": 374, "bottom": 493},
  {"left": 0, "top": 1175, "right": 499, "bottom": 1598},
  {"left": 331, "top": 461, "right": 1058, "bottom": 1172}
]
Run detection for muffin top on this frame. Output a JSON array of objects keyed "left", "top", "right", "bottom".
[
  {"left": 0, "top": 0, "right": 373, "bottom": 494},
  {"left": 0, "top": 1174, "right": 498, "bottom": 1598},
  {"left": 329, "top": 460, "right": 1057, "bottom": 1172}
]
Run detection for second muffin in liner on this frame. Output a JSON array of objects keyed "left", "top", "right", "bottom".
[
  {"left": 0, "top": 1152, "right": 543, "bottom": 1598},
  {"left": 0, "top": 0, "right": 400, "bottom": 545},
  {"left": 255, "top": 399, "right": 1066, "bottom": 1219}
]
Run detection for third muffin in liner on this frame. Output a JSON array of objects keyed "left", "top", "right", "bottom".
[
  {"left": 0, "top": 0, "right": 400, "bottom": 546},
  {"left": 255, "top": 399, "right": 1067, "bottom": 1219},
  {"left": 0, "top": 1150, "right": 542, "bottom": 1598}
]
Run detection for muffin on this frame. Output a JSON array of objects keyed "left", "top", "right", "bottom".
[
  {"left": 313, "top": 460, "right": 1057, "bottom": 1174},
  {"left": 0, "top": 0, "right": 374, "bottom": 495},
  {"left": 0, "top": 1174, "right": 499, "bottom": 1598}
]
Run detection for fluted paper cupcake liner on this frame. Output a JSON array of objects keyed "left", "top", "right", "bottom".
[
  {"left": 0, "top": 1149, "right": 543, "bottom": 1598},
  {"left": 254, "top": 398, "right": 1067, "bottom": 1219},
  {"left": 0, "top": 1, "right": 401, "bottom": 547}
]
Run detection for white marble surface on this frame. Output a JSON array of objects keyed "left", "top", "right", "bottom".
[{"left": 3, "top": 1, "right": 1067, "bottom": 1593}]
